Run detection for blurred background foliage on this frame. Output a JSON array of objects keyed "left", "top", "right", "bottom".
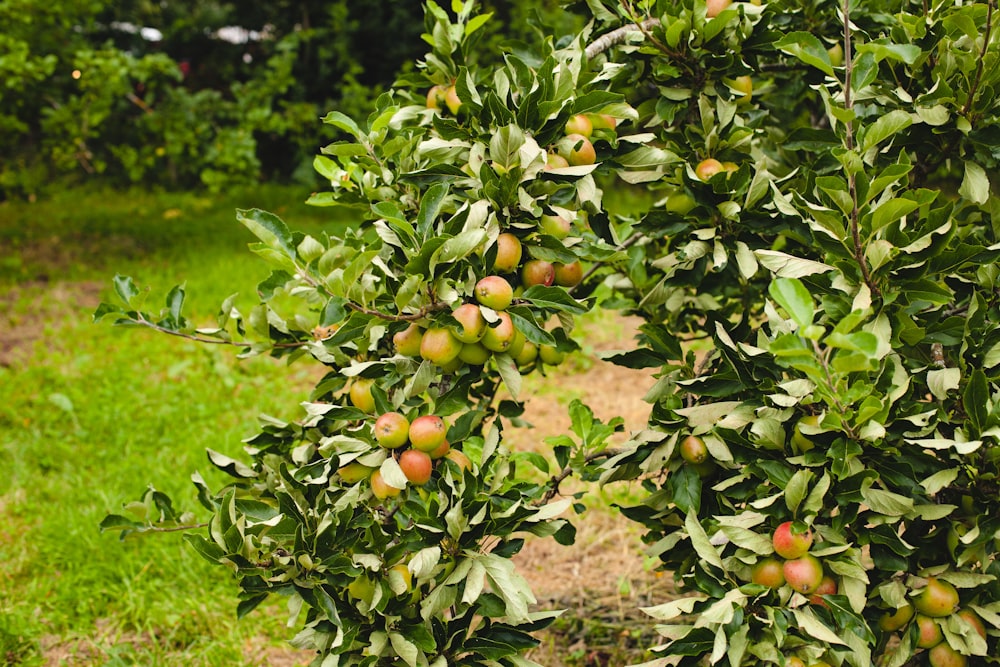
[{"left": 0, "top": 0, "right": 583, "bottom": 200}]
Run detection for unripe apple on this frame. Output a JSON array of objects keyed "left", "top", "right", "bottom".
[
  {"left": 374, "top": 412, "right": 410, "bottom": 449},
  {"left": 474, "top": 275, "right": 514, "bottom": 311},
  {"left": 370, "top": 469, "right": 402, "bottom": 499},
  {"left": 772, "top": 521, "right": 813, "bottom": 559},
  {"left": 727, "top": 75, "right": 752, "bottom": 103},
  {"left": 458, "top": 341, "right": 491, "bottom": 365},
  {"left": 914, "top": 578, "right": 960, "bottom": 618},
  {"left": 557, "top": 133, "right": 597, "bottom": 166},
  {"left": 399, "top": 449, "right": 433, "bottom": 485},
  {"left": 553, "top": 261, "right": 583, "bottom": 287},
  {"left": 451, "top": 303, "right": 486, "bottom": 343},
  {"left": 539, "top": 344, "right": 566, "bottom": 366},
  {"left": 481, "top": 311, "right": 517, "bottom": 352},
  {"left": 393, "top": 323, "right": 424, "bottom": 356},
  {"left": 564, "top": 113, "right": 593, "bottom": 137},
  {"left": 539, "top": 213, "right": 572, "bottom": 239},
  {"left": 544, "top": 152, "right": 570, "bottom": 170},
  {"left": 338, "top": 462, "right": 374, "bottom": 484},
  {"left": 751, "top": 557, "right": 785, "bottom": 588},
  {"left": 429, "top": 439, "right": 450, "bottom": 460},
  {"left": 956, "top": 608, "right": 987, "bottom": 638},
  {"left": 493, "top": 233, "right": 522, "bottom": 273},
  {"left": 679, "top": 435, "right": 709, "bottom": 464},
  {"left": 349, "top": 377, "right": 376, "bottom": 413},
  {"left": 878, "top": 602, "right": 915, "bottom": 631},
  {"left": 721, "top": 161, "right": 739, "bottom": 174},
  {"left": 785, "top": 658, "right": 806, "bottom": 667},
  {"left": 827, "top": 43, "right": 844, "bottom": 68},
  {"left": 521, "top": 259, "right": 556, "bottom": 288},
  {"left": 928, "top": 642, "right": 967, "bottom": 667},
  {"left": 420, "top": 327, "right": 463, "bottom": 366},
  {"left": 810, "top": 575, "right": 838, "bottom": 607},
  {"left": 782, "top": 554, "right": 824, "bottom": 594},
  {"left": 706, "top": 0, "right": 732, "bottom": 18},
  {"left": 426, "top": 85, "right": 446, "bottom": 110},
  {"left": 444, "top": 448, "right": 472, "bottom": 472},
  {"left": 444, "top": 85, "right": 462, "bottom": 114},
  {"left": 915, "top": 614, "right": 944, "bottom": 648},
  {"left": 409, "top": 415, "right": 447, "bottom": 453},
  {"left": 587, "top": 113, "right": 617, "bottom": 130},
  {"left": 507, "top": 329, "right": 527, "bottom": 359},
  {"left": 664, "top": 191, "right": 696, "bottom": 215},
  {"left": 514, "top": 340, "right": 538, "bottom": 366},
  {"left": 695, "top": 158, "right": 724, "bottom": 181}
]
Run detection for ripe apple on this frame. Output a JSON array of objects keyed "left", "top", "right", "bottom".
[
  {"left": 445, "top": 448, "right": 472, "bottom": 472},
  {"left": 956, "top": 608, "right": 987, "bottom": 638},
  {"left": 695, "top": 158, "right": 724, "bottom": 181},
  {"left": 727, "top": 75, "right": 752, "bottom": 103},
  {"left": 553, "top": 261, "right": 583, "bottom": 287},
  {"left": 782, "top": 554, "right": 824, "bottom": 594},
  {"left": 557, "top": 133, "right": 597, "bottom": 166},
  {"left": 564, "top": 114, "right": 593, "bottom": 137},
  {"left": 679, "top": 435, "right": 709, "bottom": 464},
  {"left": 514, "top": 340, "right": 538, "bottom": 366},
  {"left": 544, "top": 152, "right": 570, "bottom": 170},
  {"left": 444, "top": 85, "right": 462, "bottom": 114},
  {"left": 474, "top": 275, "right": 514, "bottom": 311},
  {"left": 928, "top": 642, "right": 967, "bottom": 667},
  {"left": 399, "top": 449, "right": 433, "bottom": 485},
  {"left": 914, "top": 578, "right": 960, "bottom": 617},
  {"left": 426, "top": 85, "right": 446, "bottom": 110},
  {"left": 878, "top": 602, "right": 915, "bottom": 631},
  {"left": 481, "top": 311, "right": 517, "bottom": 352},
  {"left": 810, "top": 575, "right": 838, "bottom": 607},
  {"left": 493, "top": 233, "right": 522, "bottom": 273},
  {"left": 393, "top": 323, "right": 424, "bottom": 356},
  {"left": 374, "top": 412, "right": 410, "bottom": 449},
  {"left": 915, "top": 614, "right": 944, "bottom": 648},
  {"left": 429, "top": 439, "right": 450, "bottom": 460},
  {"left": 751, "top": 557, "right": 785, "bottom": 588},
  {"left": 664, "top": 191, "right": 696, "bottom": 215},
  {"left": 539, "top": 344, "right": 566, "bottom": 366},
  {"left": 451, "top": 303, "right": 486, "bottom": 343},
  {"left": 370, "top": 469, "right": 402, "bottom": 499},
  {"left": 349, "top": 377, "right": 376, "bottom": 413},
  {"left": 338, "top": 462, "right": 374, "bottom": 483},
  {"left": 539, "top": 213, "right": 572, "bottom": 239},
  {"left": 521, "top": 259, "right": 556, "bottom": 287},
  {"left": 409, "top": 415, "right": 447, "bottom": 453},
  {"left": 772, "top": 521, "right": 813, "bottom": 559},
  {"left": 420, "top": 327, "right": 463, "bottom": 365},
  {"left": 587, "top": 113, "right": 617, "bottom": 130},
  {"left": 458, "top": 341, "right": 491, "bottom": 365},
  {"left": 706, "top": 0, "right": 732, "bottom": 18}
]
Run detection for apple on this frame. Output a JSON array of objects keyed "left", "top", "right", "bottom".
[
  {"left": 664, "top": 191, "right": 696, "bottom": 215},
  {"left": 915, "top": 614, "right": 944, "bottom": 648},
  {"left": 409, "top": 415, "right": 447, "bottom": 453},
  {"left": 370, "top": 469, "right": 402, "bottom": 499},
  {"left": 928, "top": 642, "right": 967, "bottom": 667},
  {"left": 539, "top": 344, "right": 566, "bottom": 366},
  {"left": 481, "top": 311, "right": 517, "bottom": 352},
  {"left": 695, "top": 158, "right": 724, "bottom": 181},
  {"left": 521, "top": 259, "right": 556, "bottom": 287},
  {"left": 514, "top": 340, "right": 538, "bottom": 366},
  {"left": 399, "top": 449, "right": 433, "bottom": 485},
  {"left": 914, "top": 577, "right": 960, "bottom": 617},
  {"left": 374, "top": 412, "right": 410, "bottom": 449},
  {"left": 349, "top": 377, "right": 376, "bottom": 413},
  {"left": 338, "top": 462, "right": 374, "bottom": 483},
  {"left": 587, "top": 113, "right": 617, "bottom": 130},
  {"left": 474, "top": 275, "right": 514, "bottom": 311},
  {"left": 544, "top": 152, "right": 570, "bottom": 170},
  {"left": 429, "top": 439, "right": 450, "bottom": 460},
  {"left": 493, "top": 233, "right": 522, "bottom": 273},
  {"left": 444, "top": 448, "right": 472, "bottom": 472},
  {"left": 420, "top": 327, "right": 463, "bottom": 365},
  {"left": 426, "top": 85, "right": 446, "bottom": 110},
  {"left": 444, "top": 85, "right": 462, "bottom": 114},
  {"left": 828, "top": 43, "right": 844, "bottom": 68},
  {"left": 706, "top": 0, "right": 732, "bottom": 18},
  {"left": 451, "top": 303, "right": 486, "bottom": 343},
  {"left": 553, "top": 261, "right": 583, "bottom": 287},
  {"left": 458, "top": 341, "right": 491, "bottom": 365},
  {"left": 785, "top": 658, "right": 805, "bottom": 667},
  {"left": 507, "top": 329, "right": 527, "bottom": 359},
  {"left": 751, "top": 557, "right": 785, "bottom": 588},
  {"left": 721, "top": 161, "right": 739, "bottom": 174},
  {"left": 878, "top": 602, "right": 914, "bottom": 631},
  {"left": 539, "top": 213, "right": 572, "bottom": 239},
  {"left": 782, "top": 554, "right": 824, "bottom": 594},
  {"left": 557, "top": 133, "right": 597, "bottom": 166},
  {"left": 772, "top": 521, "right": 813, "bottom": 559},
  {"left": 956, "top": 608, "right": 987, "bottom": 639},
  {"left": 679, "top": 435, "right": 709, "bottom": 464},
  {"left": 809, "top": 575, "right": 837, "bottom": 607},
  {"left": 727, "top": 75, "right": 752, "bottom": 103},
  {"left": 393, "top": 323, "right": 424, "bottom": 356},
  {"left": 564, "top": 113, "right": 593, "bottom": 137}
]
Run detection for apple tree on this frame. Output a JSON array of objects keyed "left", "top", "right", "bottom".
[{"left": 99, "top": 0, "right": 1000, "bottom": 666}]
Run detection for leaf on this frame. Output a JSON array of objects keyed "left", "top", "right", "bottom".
[
  {"left": 960, "top": 161, "right": 990, "bottom": 205},
  {"left": 755, "top": 251, "right": 835, "bottom": 278},
  {"left": 416, "top": 182, "right": 449, "bottom": 238},
  {"left": 389, "top": 632, "right": 421, "bottom": 667},
  {"left": 685, "top": 512, "right": 724, "bottom": 570},
  {"left": 489, "top": 124, "right": 525, "bottom": 173},
  {"left": 321, "top": 110, "right": 364, "bottom": 139},
  {"left": 861, "top": 110, "right": 913, "bottom": 153},
  {"left": 870, "top": 198, "right": 919, "bottom": 233},
  {"left": 927, "top": 368, "right": 961, "bottom": 401},
  {"left": 768, "top": 278, "right": 814, "bottom": 328},
  {"left": 792, "top": 607, "right": 847, "bottom": 645},
  {"left": 774, "top": 32, "right": 835, "bottom": 76},
  {"left": 520, "top": 285, "right": 588, "bottom": 314},
  {"left": 430, "top": 228, "right": 487, "bottom": 274},
  {"left": 206, "top": 449, "right": 257, "bottom": 478},
  {"left": 964, "top": 369, "right": 989, "bottom": 434},
  {"left": 495, "top": 353, "right": 522, "bottom": 402},
  {"left": 113, "top": 274, "right": 140, "bottom": 307}
]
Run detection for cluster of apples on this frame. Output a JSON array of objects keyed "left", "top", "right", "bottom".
[
  {"left": 751, "top": 522, "right": 838, "bottom": 605},
  {"left": 878, "top": 577, "right": 983, "bottom": 667},
  {"left": 544, "top": 113, "right": 615, "bottom": 169}
]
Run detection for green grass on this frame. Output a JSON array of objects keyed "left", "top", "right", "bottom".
[{"left": 0, "top": 185, "right": 349, "bottom": 665}]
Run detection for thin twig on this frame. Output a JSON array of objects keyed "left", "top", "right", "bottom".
[
  {"left": 540, "top": 448, "right": 625, "bottom": 505},
  {"left": 961, "top": 0, "right": 996, "bottom": 119},
  {"left": 569, "top": 231, "right": 644, "bottom": 295},
  {"left": 136, "top": 522, "right": 209, "bottom": 533},
  {"left": 344, "top": 300, "right": 449, "bottom": 322}
]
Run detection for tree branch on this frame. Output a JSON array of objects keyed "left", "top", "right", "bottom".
[
  {"left": 540, "top": 448, "right": 624, "bottom": 505},
  {"left": 961, "top": 0, "right": 996, "bottom": 119},
  {"left": 585, "top": 18, "right": 661, "bottom": 60}
]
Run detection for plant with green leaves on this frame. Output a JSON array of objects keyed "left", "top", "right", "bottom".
[{"left": 100, "top": 0, "right": 1000, "bottom": 665}]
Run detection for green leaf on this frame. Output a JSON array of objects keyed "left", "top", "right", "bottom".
[
  {"left": 206, "top": 449, "right": 257, "bottom": 479},
  {"left": 321, "top": 110, "right": 364, "bottom": 139},
  {"left": 495, "top": 353, "right": 522, "bottom": 402},
  {"left": 430, "top": 228, "right": 487, "bottom": 274},
  {"left": 489, "top": 124, "right": 525, "bottom": 173},
  {"left": 236, "top": 209, "right": 295, "bottom": 259},
  {"left": 870, "top": 198, "right": 920, "bottom": 233},
  {"left": 521, "top": 285, "right": 587, "bottom": 315},
  {"left": 960, "top": 161, "right": 990, "bottom": 205},
  {"left": 685, "top": 512, "right": 724, "bottom": 570},
  {"left": 964, "top": 369, "right": 989, "bottom": 434},
  {"left": 113, "top": 274, "right": 140, "bottom": 306},
  {"left": 855, "top": 41, "right": 921, "bottom": 65},
  {"left": 774, "top": 32, "right": 834, "bottom": 77},
  {"left": 861, "top": 110, "right": 913, "bottom": 153},
  {"left": 768, "top": 278, "right": 815, "bottom": 328},
  {"left": 416, "top": 182, "right": 449, "bottom": 239}
]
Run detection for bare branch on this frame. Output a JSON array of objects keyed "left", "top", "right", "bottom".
[{"left": 585, "top": 18, "right": 661, "bottom": 60}]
